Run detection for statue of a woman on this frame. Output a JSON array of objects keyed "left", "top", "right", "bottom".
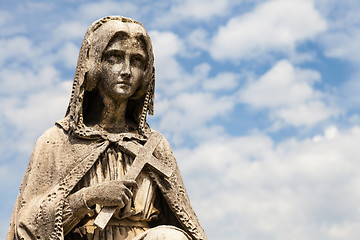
[{"left": 7, "top": 16, "right": 207, "bottom": 240}]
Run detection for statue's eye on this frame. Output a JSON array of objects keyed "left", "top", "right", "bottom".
[
  {"left": 103, "top": 51, "right": 124, "bottom": 64},
  {"left": 131, "top": 54, "right": 145, "bottom": 68},
  {"left": 106, "top": 55, "right": 121, "bottom": 64}
]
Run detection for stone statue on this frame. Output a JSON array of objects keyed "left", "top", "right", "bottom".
[{"left": 7, "top": 16, "right": 207, "bottom": 240}]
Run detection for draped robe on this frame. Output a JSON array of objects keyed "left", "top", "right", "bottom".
[{"left": 7, "top": 120, "right": 207, "bottom": 240}]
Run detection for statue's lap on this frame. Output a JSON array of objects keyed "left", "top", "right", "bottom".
[{"left": 133, "top": 225, "right": 191, "bottom": 240}]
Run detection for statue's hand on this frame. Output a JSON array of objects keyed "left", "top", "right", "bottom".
[{"left": 84, "top": 180, "right": 138, "bottom": 208}]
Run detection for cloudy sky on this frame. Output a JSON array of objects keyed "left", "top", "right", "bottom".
[{"left": 1, "top": 0, "right": 360, "bottom": 239}]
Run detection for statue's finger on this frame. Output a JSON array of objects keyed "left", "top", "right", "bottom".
[{"left": 122, "top": 179, "right": 138, "bottom": 188}]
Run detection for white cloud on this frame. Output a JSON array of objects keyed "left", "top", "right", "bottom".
[
  {"left": 170, "top": 0, "right": 230, "bottom": 20},
  {"left": 150, "top": 31, "right": 185, "bottom": 86},
  {"left": 150, "top": 30, "right": 241, "bottom": 95},
  {"left": 210, "top": 0, "right": 327, "bottom": 60},
  {"left": 315, "top": 1, "right": 360, "bottom": 65},
  {"left": 0, "top": 65, "right": 59, "bottom": 94},
  {"left": 57, "top": 42, "right": 79, "bottom": 69},
  {"left": 239, "top": 60, "right": 338, "bottom": 127},
  {"left": 0, "top": 28, "right": 79, "bottom": 71},
  {"left": 2, "top": 79, "right": 71, "bottom": 153},
  {"left": 78, "top": 1, "right": 138, "bottom": 21},
  {"left": 149, "top": 30, "right": 240, "bottom": 143},
  {"left": 186, "top": 28, "right": 209, "bottom": 51},
  {"left": 4, "top": 79, "right": 70, "bottom": 129},
  {"left": 150, "top": 30, "right": 243, "bottom": 144},
  {"left": 307, "top": 1, "right": 360, "bottom": 119},
  {"left": 276, "top": 101, "right": 335, "bottom": 127},
  {"left": 0, "top": 36, "right": 39, "bottom": 66},
  {"left": 240, "top": 60, "right": 321, "bottom": 108},
  {"left": 151, "top": 31, "right": 185, "bottom": 61},
  {"left": 202, "top": 72, "right": 239, "bottom": 91},
  {"left": 322, "top": 30, "right": 360, "bottom": 64},
  {"left": 54, "top": 21, "right": 88, "bottom": 41},
  {"left": 150, "top": 30, "right": 210, "bottom": 95},
  {"left": 0, "top": 11, "right": 13, "bottom": 26},
  {"left": 151, "top": 0, "right": 234, "bottom": 27},
  {"left": 339, "top": 72, "right": 360, "bottom": 110},
  {"left": 155, "top": 92, "right": 235, "bottom": 144},
  {"left": 0, "top": 63, "right": 72, "bottom": 153},
  {"left": 18, "top": 1, "right": 56, "bottom": 13},
  {"left": 176, "top": 125, "right": 360, "bottom": 239}
]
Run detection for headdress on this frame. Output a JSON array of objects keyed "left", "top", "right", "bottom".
[{"left": 64, "top": 16, "right": 155, "bottom": 138}]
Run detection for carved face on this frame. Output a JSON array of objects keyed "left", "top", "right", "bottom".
[{"left": 98, "top": 35, "right": 147, "bottom": 101}]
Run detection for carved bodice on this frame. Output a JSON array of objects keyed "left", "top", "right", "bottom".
[{"left": 66, "top": 144, "right": 159, "bottom": 240}]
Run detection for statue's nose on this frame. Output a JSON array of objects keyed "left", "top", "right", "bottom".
[
  {"left": 120, "top": 71, "right": 130, "bottom": 80},
  {"left": 120, "top": 58, "right": 131, "bottom": 80}
]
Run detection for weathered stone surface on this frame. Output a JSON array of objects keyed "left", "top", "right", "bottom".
[{"left": 7, "top": 16, "right": 207, "bottom": 240}]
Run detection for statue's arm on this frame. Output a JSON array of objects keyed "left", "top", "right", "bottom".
[
  {"left": 7, "top": 194, "right": 20, "bottom": 240},
  {"left": 62, "top": 187, "right": 97, "bottom": 235},
  {"left": 7, "top": 126, "right": 90, "bottom": 239},
  {"left": 151, "top": 132, "right": 208, "bottom": 240},
  {"left": 9, "top": 134, "right": 58, "bottom": 240}
]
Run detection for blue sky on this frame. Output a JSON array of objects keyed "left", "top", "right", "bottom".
[{"left": 1, "top": 0, "right": 360, "bottom": 239}]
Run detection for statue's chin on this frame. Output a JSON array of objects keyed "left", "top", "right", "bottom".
[{"left": 100, "top": 85, "right": 137, "bottom": 102}]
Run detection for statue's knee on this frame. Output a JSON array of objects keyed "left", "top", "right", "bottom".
[{"left": 142, "top": 226, "right": 190, "bottom": 240}]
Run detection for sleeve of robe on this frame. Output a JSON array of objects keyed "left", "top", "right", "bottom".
[
  {"left": 7, "top": 126, "right": 106, "bottom": 240},
  {"left": 150, "top": 131, "right": 208, "bottom": 240},
  {"left": 7, "top": 127, "right": 66, "bottom": 240}
]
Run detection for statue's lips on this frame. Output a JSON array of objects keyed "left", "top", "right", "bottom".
[{"left": 116, "top": 81, "right": 131, "bottom": 86}]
